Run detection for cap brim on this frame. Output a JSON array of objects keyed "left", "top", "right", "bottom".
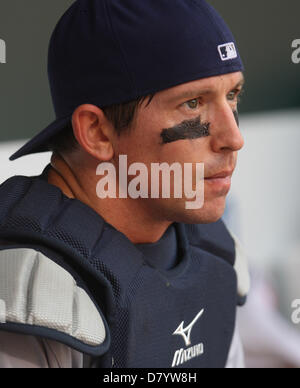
[{"left": 9, "top": 116, "right": 72, "bottom": 161}]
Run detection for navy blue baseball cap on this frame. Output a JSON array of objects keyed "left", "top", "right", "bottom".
[{"left": 10, "top": 0, "right": 244, "bottom": 161}]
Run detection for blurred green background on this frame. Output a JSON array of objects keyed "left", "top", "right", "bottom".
[{"left": 0, "top": 0, "right": 299, "bottom": 142}]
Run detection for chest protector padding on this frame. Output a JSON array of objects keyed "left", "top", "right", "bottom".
[{"left": 0, "top": 172, "right": 238, "bottom": 368}]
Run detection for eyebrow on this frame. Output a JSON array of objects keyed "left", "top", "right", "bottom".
[{"left": 169, "top": 77, "right": 245, "bottom": 103}]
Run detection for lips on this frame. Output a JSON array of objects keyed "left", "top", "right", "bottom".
[
  {"left": 204, "top": 170, "right": 234, "bottom": 193},
  {"left": 205, "top": 170, "right": 234, "bottom": 180}
]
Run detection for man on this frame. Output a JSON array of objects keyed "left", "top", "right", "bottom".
[{"left": 0, "top": 0, "right": 249, "bottom": 368}]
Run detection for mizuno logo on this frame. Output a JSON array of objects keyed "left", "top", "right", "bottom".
[
  {"left": 173, "top": 309, "right": 204, "bottom": 347},
  {"left": 171, "top": 343, "right": 204, "bottom": 368}
]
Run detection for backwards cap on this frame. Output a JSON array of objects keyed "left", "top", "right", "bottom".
[{"left": 10, "top": 0, "right": 243, "bottom": 161}]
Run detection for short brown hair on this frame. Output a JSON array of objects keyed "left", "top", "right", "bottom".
[{"left": 48, "top": 94, "right": 155, "bottom": 155}]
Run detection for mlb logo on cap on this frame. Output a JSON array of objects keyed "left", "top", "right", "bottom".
[{"left": 218, "top": 42, "right": 238, "bottom": 61}]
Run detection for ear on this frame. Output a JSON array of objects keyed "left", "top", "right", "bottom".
[{"left": 72, "top": 104, "right": 114, "bottom": 161}]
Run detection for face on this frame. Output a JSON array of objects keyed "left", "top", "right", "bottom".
[{"left": 112, "top": 71, "right": 245, "bottom": 224}]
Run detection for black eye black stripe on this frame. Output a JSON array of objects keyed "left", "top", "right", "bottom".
[
  {"left": 160, "top": 111, "right": 239, "bottom": 145},
  {"left": 161, "top": 116, "right": 210, "bottom": 144}
]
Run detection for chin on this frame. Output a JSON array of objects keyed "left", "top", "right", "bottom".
[
  {"left": 180, "top": 211, "right": 224, "bottom": 225},
  {"left": 172, "top": 196, "right": 227, "bottom": 225}
]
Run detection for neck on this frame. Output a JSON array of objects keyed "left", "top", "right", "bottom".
[{"left": 47, "top": 154, "right": 171, "bottom": 244}]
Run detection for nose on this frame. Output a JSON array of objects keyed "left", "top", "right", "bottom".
[{"left": 209, "top": 103, "right": 245, "bottom": 153}]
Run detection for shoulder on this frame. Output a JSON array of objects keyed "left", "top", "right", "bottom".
[{"left": 0, "top": 246, "right": 110, "bottom": 357}]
